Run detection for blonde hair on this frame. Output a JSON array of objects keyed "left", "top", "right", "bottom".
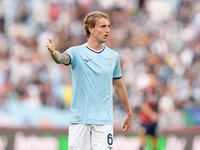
[{"left": 83, "top": 11, "right": 111, "bottom": 38}]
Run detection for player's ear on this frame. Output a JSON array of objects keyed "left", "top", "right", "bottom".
[{"left": 88, "top": 26, "right": 94, "bottom": 35}]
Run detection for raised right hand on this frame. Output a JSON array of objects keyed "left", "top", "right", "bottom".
[{"left": 47, "top": 38, "right": 55, "bottom": 54}]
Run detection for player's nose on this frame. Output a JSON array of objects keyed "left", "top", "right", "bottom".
[{"left": 105, "top": 26, "right": 110, "bottom": 33}]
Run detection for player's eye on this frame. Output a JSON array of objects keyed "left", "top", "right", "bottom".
[{"left": 101, "top": 25, "right": 110, "bottom": 28}]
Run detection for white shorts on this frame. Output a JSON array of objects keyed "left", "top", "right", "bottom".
[{"left": 68, "top": 124, "right": 113, "bottom": 150}]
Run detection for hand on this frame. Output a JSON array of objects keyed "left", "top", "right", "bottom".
[
  {"left": 122, "top": 114, "right": 132, "bottom": 132},
  {"left": 47, "top": 38, "right": 55, "bottom": 54}
]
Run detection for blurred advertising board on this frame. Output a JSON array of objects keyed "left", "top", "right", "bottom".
[
  {"left": 184, "top": 108, "right": 200, "bottom": 125},
  {"left": 0, "top": 127, "right": 200, "bottom": 150}
]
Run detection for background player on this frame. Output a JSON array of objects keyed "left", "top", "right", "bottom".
[{"left": 138, "top": 74, "right": 160, "bottom": 150}]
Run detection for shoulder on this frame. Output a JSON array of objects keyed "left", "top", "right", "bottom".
[
  {"left": 74, "top": 43, "right": 87, "bottom": 50},
  {"left": 104, "top": 46, "right": 120, "bottom": 62},
  {"left": 66, "top": 44, "right": 86, "bottom": 53},
  {"left": 104, "top": 46, "right": 119, "bottom": 56}
]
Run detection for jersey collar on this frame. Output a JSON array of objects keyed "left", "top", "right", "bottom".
[{"left": 85, "top": 43, "right": 105, "bottom": 54}]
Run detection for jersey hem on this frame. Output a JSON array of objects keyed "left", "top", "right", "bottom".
[{"left": 69, "top": 121, "right": 113, "bottom": 125}]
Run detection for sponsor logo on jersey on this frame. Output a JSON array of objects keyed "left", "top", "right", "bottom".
[
  {"left": 75, "top": 116, "right": 81, "bottom": 120},
  {"left": 84, "top": 59, "right": 92, "bottom": 62}
]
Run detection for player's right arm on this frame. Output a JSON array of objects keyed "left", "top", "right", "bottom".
[{"left": 47, "top": 38, "right": 70, "bottom": 65}]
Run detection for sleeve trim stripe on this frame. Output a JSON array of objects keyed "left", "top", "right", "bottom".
[
  {"left": 64, "top": 53, "right": 71, "bottom": 66},
  {"left": 113, "top": 76, "right": 122, "bottom": 79}
]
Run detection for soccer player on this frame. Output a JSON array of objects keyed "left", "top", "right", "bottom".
[
  {"left": 138, "top": 74, "right": 160, "bottom": 150},
  {"left": 47, "top": 11, "right": 132, "bottom": 150}
]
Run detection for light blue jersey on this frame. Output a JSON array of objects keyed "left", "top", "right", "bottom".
[{"left": 64, "top": 43, "right": 122, "bottom": 125}]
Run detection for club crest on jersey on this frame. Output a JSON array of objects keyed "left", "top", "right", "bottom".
[{"left": 106, "top": 58, "right": 113, "bottom": 66}]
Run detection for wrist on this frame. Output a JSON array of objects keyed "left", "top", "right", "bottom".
[
  {"left": 51, "top": 50, "right": 56, "bottom": 55},
  {"left": 127, "top": 111, "right": 133, "bottom": 117}
]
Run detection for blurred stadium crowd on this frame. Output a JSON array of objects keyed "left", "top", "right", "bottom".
[{"left": 0, "top": 0, "right": 200, "bottom": 130}]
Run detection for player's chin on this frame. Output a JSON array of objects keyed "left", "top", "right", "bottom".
[{"left": 102, "top": 38, "right": 108, "bottom": 43}]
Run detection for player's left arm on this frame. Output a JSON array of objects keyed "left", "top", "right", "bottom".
[{"left": 113, "top": 78, "right": 133, "bottom": 132}]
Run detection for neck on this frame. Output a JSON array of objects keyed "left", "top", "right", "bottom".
[{"left": 87, "top": 39, "right": 104, "bottom": 51}]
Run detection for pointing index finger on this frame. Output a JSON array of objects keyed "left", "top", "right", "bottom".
[{"left": 48, "top": 38, "right": 53, "bottom": 44}]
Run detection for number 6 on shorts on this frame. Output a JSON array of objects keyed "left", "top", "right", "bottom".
[{"left": 107, "top": 133, "right": 113, "bottom": 145}]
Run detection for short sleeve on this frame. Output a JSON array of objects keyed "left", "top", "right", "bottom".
[
  {"left": 113, "top": 53, "right": 122, "bottom": 79},
  {"left": 63, "top": 47, "right": 76, "bottom": 65}
]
